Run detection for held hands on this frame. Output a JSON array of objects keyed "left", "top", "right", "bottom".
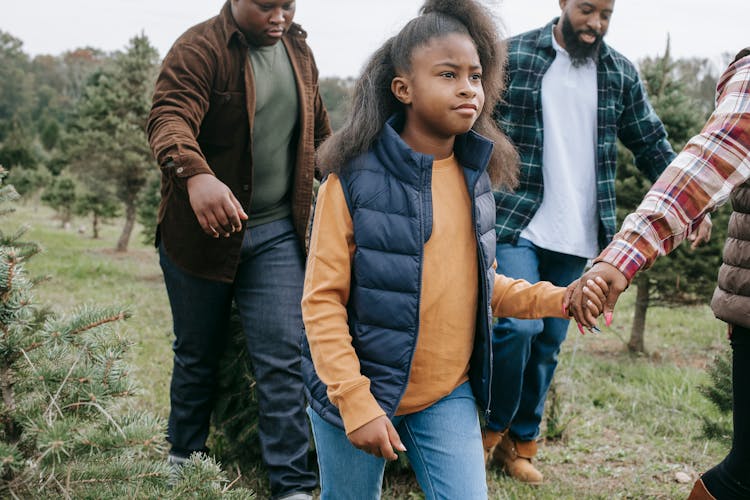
[
  {"left": 566, "top": 262, "right": 629, "bottom": 331},
  {"left": 187, "top": 174, "right": 248, "bottom": 238},
  {"left": 348, "top": 415, "right": 406, "bottom": 461},
  {"left": 563, "top": 276, "right": 608, "bottom": 332}
]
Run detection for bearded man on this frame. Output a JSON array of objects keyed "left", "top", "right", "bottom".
[{"left": 483, "top": 0, "right": 711, "bottom": 483}]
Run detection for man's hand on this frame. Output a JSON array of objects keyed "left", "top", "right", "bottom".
[
  {"left": 688, "top": 216, "right": 713, "bottom": 249},
  {"left": 187, "top": 174, "right": 248, "bottom": 238},
  {"left": 569, "top": 262, "right": 629, "bottom": 328},
  {"left": 347, "top": 415, "right": 406, "bottom": 461}
]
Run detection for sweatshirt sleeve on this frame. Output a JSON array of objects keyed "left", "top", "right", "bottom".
[
  {"left": 301, "top": 174, "right": 386, "bottom": 434},
  {"left": 491, "top": 267, "right": 567, "bottom": 319}
]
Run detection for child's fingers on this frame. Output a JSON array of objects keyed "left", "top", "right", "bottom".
[
  {"left": 573, "top": 298, "right": 602, "bottom": 329},
  {"left": 386, "top": 420, "right": 406, "bottom": 456},
  {"left": 581, "top": 300, "right": 600, "bottom": 327}
]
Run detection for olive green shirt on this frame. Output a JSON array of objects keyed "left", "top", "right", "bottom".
[{"left": 248, "top": 41, "right": 299, "bottom": 227}]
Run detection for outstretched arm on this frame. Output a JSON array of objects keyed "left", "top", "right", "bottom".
[{"left": 569, "top": 53, "right": 750, "bottom": 322}]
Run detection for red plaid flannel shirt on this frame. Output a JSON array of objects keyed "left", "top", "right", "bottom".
[{"left": 596, "top": 53, "right": 750, "bottom": 281}]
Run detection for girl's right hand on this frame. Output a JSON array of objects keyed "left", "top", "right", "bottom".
[{"left": 348, "top": 415, "right": 406, "bottom": 461}]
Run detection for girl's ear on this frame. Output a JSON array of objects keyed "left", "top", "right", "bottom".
[{"left": 391, "top": 76, "right": 412, "bottom": 105}]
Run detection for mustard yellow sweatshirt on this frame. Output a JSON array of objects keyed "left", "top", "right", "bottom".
[{"left": 302, "top": 155, "right": 567, "bottom": 435}]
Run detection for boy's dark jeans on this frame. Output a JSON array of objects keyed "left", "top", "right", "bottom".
[{"left": 159, "top": 217, "right": 316, "bottom": 498}]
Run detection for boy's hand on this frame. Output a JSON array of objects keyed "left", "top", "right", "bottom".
[
  {"left": 564, "top": 276, "right": 608, "bottom": 331},
  {"left": 348, "top": 415, "right": 406, "bottom": 461},
  {"left": 187, "top": 174, "right": 248, "bottom": 238}
]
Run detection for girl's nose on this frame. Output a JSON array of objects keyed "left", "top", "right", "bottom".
[{"left": 459, "top": 83, "right": 477, "bottom": 98}]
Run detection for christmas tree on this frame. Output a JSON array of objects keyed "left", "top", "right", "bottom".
[{"left": 0, "top": 166, "right": 253, "bottom": 498}]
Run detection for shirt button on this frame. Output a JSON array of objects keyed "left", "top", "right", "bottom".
[{"left": 176, "top": 167, "right": 184, "bottom": 174}]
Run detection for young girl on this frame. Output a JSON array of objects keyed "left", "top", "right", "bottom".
[{"left": 300, "top": 0, "right": 604, "bottom": 498}]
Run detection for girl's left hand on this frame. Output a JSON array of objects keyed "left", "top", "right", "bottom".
[{"left": 563, "top": 276, "right": 608, "bottom": 331}]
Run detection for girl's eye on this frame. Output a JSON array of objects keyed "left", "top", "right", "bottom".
[
  {"left": 440, "top": 72, "right": 456, "bottom": 78},
  {"left": 471, "top": 73, "right": 483, "bottom": 81}
]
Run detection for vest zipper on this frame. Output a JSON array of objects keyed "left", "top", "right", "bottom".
[
  {"left": 469, "top": 171, "right": 493, "bottom": 421},
  {"left": 392, "top": 158, "right": 429, "bottom": 417}
]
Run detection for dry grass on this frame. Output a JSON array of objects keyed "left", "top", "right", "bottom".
[{"left": 2, "top": 203, "right": 730, "bottom": 499}]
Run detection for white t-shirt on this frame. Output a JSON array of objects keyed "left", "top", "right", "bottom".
[{"left": 520, "top": 29, "right": 600, "bottom": 259}]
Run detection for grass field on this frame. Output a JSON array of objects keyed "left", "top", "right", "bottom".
[{"left": 2, "top": 203, "right": 730, "bottom": 499}]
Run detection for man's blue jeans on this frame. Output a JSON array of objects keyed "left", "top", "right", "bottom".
[
  {"left": 489, "top": 237, "right": 587, "bottom": 441},
  {"left": 159, "top": 217, "right": 316, "bottom": 499},
  {"left": 308, "top": 382, "right": 487, "bottom": 500}
]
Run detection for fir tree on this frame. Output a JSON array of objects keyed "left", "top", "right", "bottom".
[
  {"left": 40, "top": 175, "right": 77, "bottom": 228},
  {"left": 699, "top": 347, "right": 732, "bottom": 443},
  {"left": 0, "top": 167, "right": 254, "bottom": 498},
  {"left": 614, "top": 43, "right": 727, "bottom": 353},
  {"left": 63, "top": 34, "right": 160, "bottom": 252}
]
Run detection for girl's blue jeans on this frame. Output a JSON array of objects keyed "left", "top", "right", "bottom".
[{"left": 308, "top": 381, "right": 487, "bottom": 500}]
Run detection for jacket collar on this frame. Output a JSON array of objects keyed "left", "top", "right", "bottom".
[{"left": 370, "top": 114, "right": 494, "bottom": 186}]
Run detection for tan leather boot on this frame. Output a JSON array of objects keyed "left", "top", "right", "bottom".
[
  {"left": 481, "top": 429, "right": 504, "bottom": 464},
  {"left": 492, "top": 435, "right": 543, "bottom": 484},
  {"left": 687, "top": 478, "right": 716, "bottom": 500}
]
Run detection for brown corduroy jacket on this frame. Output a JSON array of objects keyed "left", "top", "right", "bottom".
[{"left": 147, "top": 1, "right": 331, "bottom": 282}]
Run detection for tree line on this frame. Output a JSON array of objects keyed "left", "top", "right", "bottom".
[{"left": 0, "top": 29, "right": 729, "bottom": 347}]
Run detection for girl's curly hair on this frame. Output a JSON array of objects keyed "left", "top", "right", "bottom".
[{"left": 317, "top": 0, "right": 518, "bottom": 189}]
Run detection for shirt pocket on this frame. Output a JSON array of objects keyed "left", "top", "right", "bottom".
[{"left": 198, "top": 90, "right": 247, "bottom": 148}]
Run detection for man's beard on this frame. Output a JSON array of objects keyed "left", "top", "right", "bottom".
[{"left": 560, "top": 15, "right": 603, "bottom": 67}]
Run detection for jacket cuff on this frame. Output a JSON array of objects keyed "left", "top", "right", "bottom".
[
  {"left": 161, "top": 154, "right": 213, "bottom": 179},
  {"left": 334, "top": 381, "right": 387, "bottom": 436},
  {"left": 543, "top": 286, "right": 568, "bottom": 318}
]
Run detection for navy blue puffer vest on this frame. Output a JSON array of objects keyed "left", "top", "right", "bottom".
[{"left": 302, "top": 115, "right": 498, "bottom": 430}]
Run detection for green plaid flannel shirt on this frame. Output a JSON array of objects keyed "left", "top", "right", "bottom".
[{"left": 494, "top": 19, "right": 676, "bottom": 250}]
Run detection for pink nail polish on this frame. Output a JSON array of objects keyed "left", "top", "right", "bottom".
[
  {"left": 605, "top": 311, "right": 613, "bottom": 327},
  {"left": 577, "top": 323, "right": 585, "bottom": 335}
]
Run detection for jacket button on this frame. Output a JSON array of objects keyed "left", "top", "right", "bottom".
[
  {"left": 176, "top": 167, "right": 184, "bottom": 174},
  {"left": 242, "top": 184, "right": 250, "bottom": 191}
]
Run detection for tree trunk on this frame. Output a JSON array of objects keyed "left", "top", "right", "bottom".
[
  {"left": 116, "top": 200, "right": 136, "bottom": 252},
  {"left": 628, "top": 275, "right": 650, "bottom": 353},
  {"left": 92, "top": 212, "right": 99, "bottom": 239}
]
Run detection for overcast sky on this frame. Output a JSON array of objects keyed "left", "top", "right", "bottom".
[{"left": 3, "top": 0, "right": 748, "bottom": 77}]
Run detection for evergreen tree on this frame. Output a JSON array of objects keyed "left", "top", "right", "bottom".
[
  {"left": 699, "top": 347, "right": 733, "bottom": 443},
  {"left": 614, "top": 44, "right": 726, "bottom": 353},
  {"left": 75, "top": 189, "right": 120, "bottom": 239},
  {"left": 0, "top": 31, "right": 34, "bottom": 143},
  {"left": 40, "top": 175, "right": 77, "bottom": 228},
  {"left": 63, "top": 34, "right": 159, "bottom": 252},
  {"left": 0, "top": 166, "right": 254, "bottom": 498},
  {"left": 136, "top": 174, "right": 160, "bottom": 246},
  {"left": 319, "top": 77, "right": 355, "bottom": 131}
]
